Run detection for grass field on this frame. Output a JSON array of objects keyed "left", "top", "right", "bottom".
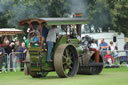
[{"left": 0, "top": 67, "right": 128, "bottom": 85}]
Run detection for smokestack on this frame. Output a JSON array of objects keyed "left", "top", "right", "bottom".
[
  {"left": 70, "top": 0, "right": 88, "bottom": 17},
  {"left": 73, "top": 13, "right": 83, "bottom": 17}
]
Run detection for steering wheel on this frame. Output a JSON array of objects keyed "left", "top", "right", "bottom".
[{"left": 28, "top": 30, "right": 40, "bottom": 44}]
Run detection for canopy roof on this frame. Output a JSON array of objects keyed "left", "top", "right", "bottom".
[
  {"left": 0, "top": 28, "right": 23, "bottom": 35},
  {"left": 19, "top": 18, "right": 88, "bottom": 25}
]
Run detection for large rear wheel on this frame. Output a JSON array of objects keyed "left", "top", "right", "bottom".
[{"left": 54, "top": 44, "right": 79, "bottom": 78}]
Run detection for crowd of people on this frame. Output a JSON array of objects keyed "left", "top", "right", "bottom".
[
  {"left": 99, "top": 38, "right": 128, "bottom": 67},
  {"left": 0, "top": 37, "right": 27, "bottom": 73}
]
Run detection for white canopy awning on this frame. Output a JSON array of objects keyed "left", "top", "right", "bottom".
[{"left": 0, "top": 28, "right": 23, "bottom": 35}]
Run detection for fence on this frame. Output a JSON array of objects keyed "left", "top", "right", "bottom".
[
  {"left": 0, "top": 52, "right": 26, "bottom": 72},
  {"left": 100, "top": 50, "right": 128, "bottom": 67},
  {"left": 0, "top": 50, "right": 128, "bottom": 72}
]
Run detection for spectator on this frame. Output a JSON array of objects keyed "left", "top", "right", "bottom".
[
  {"left": 122, "top": 40, "right": 128, "bottom": 67},
  {"left": 14, "top": 40, "right": 20, "bottom": 72},
  {"left": 18, "top": 42, "right": 27, "bottom": 71},
  {"left": 109, "top": 41, "right": 118, "bottom": 65},
  {"left": 3, "top": 36, "right": 9, "bottom": 45},
  {"left": 4, "top": 40, "right": 12, "bottom": 72},
  {"left": 4, "top": 40, "right": 15, "bottom": 72},
  {"left": 109, "top": 41, "right": 118, "bottom": 56},
  {"left": 0, "top": 46, "right": 6, "bottom": 73},
  {"left": 99, "top": 39, "right": 109, "bottom": 50},
  {"left": 99, "top": 39, "right": 109, "bottom": 60},
  {"left": 104, "top": 51, "right": 114, "bottom": 65},
  {"left": 90, "top": 40, "right": 98, "bottom": 49},
  {"left": 10, "top": 42, "right": 15, "bottom": 71}
]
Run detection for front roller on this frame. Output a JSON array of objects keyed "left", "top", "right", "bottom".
[
  {"left": 30, "top": 71, "right": 48, "bottom": 78},
  {"left": 24, "top": 51, "right": 30, "bottom": 75},
  {"left": 54, "top": 44, "right": 79, "bottom": 78},
  {"left": 78, "top": 51, "right": 103, "bottom": 75},
  {"left": 24, "top": 50, "right": 48, "bottom": 78}
]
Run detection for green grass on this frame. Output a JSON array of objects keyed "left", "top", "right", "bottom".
[{"left": 0, "top": 67, "right": 128, "bottom": 85}]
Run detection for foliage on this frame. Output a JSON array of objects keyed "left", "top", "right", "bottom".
[
  {"left": 0, "top": 0, "right": 70, "bottom": 27},
  {"left": 110, "top": 0, "right": 128, "bottom": 36},
  {"left": 87, "top": 0, "right": 113, "bottom": 32},
  {"left": 87, "top": 0, "right": 128, "bottom": 36},
  {"left": 0, "top": 0, "right": 128, "bottom": 36}
]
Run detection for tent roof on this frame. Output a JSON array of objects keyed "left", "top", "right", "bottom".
[{"left": 0, "top": 28, "right": 23, "bottom": 35}]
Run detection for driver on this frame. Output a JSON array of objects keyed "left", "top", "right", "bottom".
[
  {"left": 30, "top": 32, "right": 39, "bottom": 46},
  {"left": 46, "top": 25, "right": 58, "bottom": 62},
  {"left": 42, "top": 23, "right": 48, "bottom": 50},
  {"left": 42, "top": 23, "right": 48, "bottom": 41}
]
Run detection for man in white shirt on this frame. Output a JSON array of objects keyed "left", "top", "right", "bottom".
[{"left": 46, "top": 25, "right": 58, "bottom": 62}]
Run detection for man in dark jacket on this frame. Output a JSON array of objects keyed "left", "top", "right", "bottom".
[
  {"left": 0, "top": 46, "right": 6, "bottom": 73},
  {"left": 124, "top": 40, "right": 128, "bottom": 67},
  {"left": 4, "top": 40, "right": 14, "bottom": 72}
]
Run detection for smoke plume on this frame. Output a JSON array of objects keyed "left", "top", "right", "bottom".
[{"left": 0, "top": 0, "right": 13, "bottom": 13}]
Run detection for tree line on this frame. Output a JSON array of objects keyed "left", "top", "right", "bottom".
[{"left": 0, "top": 0, "right": 128, "bottom": 36}]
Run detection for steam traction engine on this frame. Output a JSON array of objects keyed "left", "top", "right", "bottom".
[{"left": 19, "top": 18, "right": 103, "bottom": 78}]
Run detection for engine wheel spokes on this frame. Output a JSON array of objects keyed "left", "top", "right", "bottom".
[{"left": 54, "top": 44, "right": 79, "bottom": 78}]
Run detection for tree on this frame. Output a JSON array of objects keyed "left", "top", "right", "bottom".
[
  {"left": 0, "top": 0, "right": 70, "bottom": 27},
  {"left": 109, "top": 0, "right": 128, "bottom": 37},
  {"left": 87, "top": 0, "right": 128, "bottom": 36},
  {"left": 87, "top": 0, "right": 112, "bottom": 32}
]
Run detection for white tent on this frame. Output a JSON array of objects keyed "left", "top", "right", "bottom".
[{"left": 0, "top": 28, "right": 23, "bottom": 35}]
